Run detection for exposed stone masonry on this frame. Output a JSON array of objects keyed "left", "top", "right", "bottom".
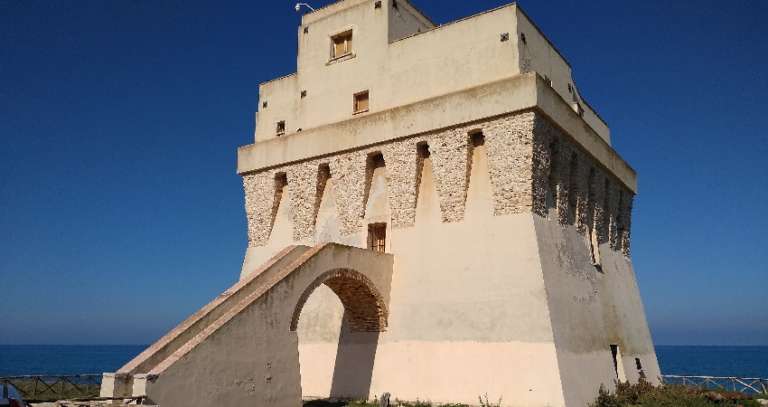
[
  {"left": 287, "top": 163, "right": 320, "bottom": 242},
  {"left": 328, "top": 152, "right": 368, "bottom": 235},
  {"left": 484, "top": 113, "right": 537, "bottom": 216},
  {"left": 242, "top": 111, "right": 634, "bottom": 255},
  {"left": 528, "top": 113, "right": 634, "bottom": 255},
  {"left": 429, "top": 128, "right": 471, "bottom": 223},
  {"left": 382, "top": 141, "right": 420, "bottom": 228},
  {"left": 243, "top": 170, "right": 280, "bottom": 247},
  {"left": 290, "top": 268, "right": 387, "bottom": 332}
]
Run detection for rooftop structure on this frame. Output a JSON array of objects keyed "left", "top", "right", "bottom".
[{"left": 102, "top": 2, "right": 660, "bottom": 406}]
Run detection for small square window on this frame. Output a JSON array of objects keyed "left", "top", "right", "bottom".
[
  {"left": 331, "top": 30, "right": 353, "bottom": 59},
  {"left": 368, "top": 223, "right": 386, "bottom": 253},
  {"left": 276, "top": 120, "right": 285, "bottom": 136},
  {"left": 353, "top": 91, "right": 369, "bottom": 114}
]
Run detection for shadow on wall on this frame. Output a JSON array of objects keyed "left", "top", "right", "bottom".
[{"left": 329, "top": 312, "right": 380, "bottom": 399}]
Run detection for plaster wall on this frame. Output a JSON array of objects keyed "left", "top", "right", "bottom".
[
  {"left": 241, "top": 75, "right": 634, "bottom": 192},
  {"left": 533, "top": 220, "right": 660, "bottom": 407},
  {"left": 113, "top": 112, "right": 655, "bottom": 406},
  {"left": 293, "top": 147, "right": 568, "bottom": 405},
  {"left": 238, "top": 111, "right": 654, "bottom": 406},
  {"left": 255, "top": 1, "right": 610, "bottom": 144},
  {"left": 387, "top": 0, "right": 433, "bottom": 43},
  {"left": 514, "top": 9, "right": 608, "bottom": 141},
  {"left": 241, "top": 112, "right": 632, "bottom": 257}
]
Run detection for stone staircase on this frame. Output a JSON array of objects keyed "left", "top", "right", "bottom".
[
  {"left": 100, "top": 245, "right": 309, "bottom": 399},
  {"left": 100, "top": 243, "right": 393, "bottom": 407}
]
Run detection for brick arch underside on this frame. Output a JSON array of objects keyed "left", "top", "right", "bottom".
[{"left": 290, "top": 268, "right": 387, "bottom": 332}]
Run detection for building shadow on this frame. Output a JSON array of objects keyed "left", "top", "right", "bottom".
[{"left": 328, "top": 311, "right": 380, "bottom": 399}]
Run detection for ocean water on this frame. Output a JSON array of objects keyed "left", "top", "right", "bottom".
[
  {"left": 0, "top": 345, "right": 766, "bottom": 378},
  {"left": 656, "top": 346, "right": 768, "bottom": 378},
  {"left": 0, "top": 345, "right": 146, "bottom": 376}
]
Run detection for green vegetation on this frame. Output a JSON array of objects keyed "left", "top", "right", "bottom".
[
  {"left": 302, "top": 383, "right": 768, "bottom": 407},
  {"left": 303, "top": 399, "right": 471, "bottom": 406},
  {"left": 591, "top": 379, "right": 767, "bottom": 407}
]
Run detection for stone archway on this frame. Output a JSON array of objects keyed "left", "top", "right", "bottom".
[
  {"left": 291, "top": 268, "right": 388, "bottom": 401},
  {"left": 291, "top": 268, "right": 388, "bottom": 333},
  {"left": 124, "top": 244, "right": 393, "bottom": 407}
]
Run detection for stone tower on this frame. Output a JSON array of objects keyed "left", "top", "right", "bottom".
[{"left": 102, "top": 1, "right": 660, "bottom": 406}]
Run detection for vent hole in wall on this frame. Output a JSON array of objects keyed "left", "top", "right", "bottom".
[
  {"left": 417, "top": 141, "right": 431, "bottom": 158},
  {"left": 368, "top": 152, "right": 385, "bottom": 169},
  {"left": 470, "top": 130, "right": 485, "bottom": 147}
]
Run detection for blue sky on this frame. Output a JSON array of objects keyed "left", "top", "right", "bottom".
[{"left": 1, "top": 0, "right": 766, "bottom": 346}]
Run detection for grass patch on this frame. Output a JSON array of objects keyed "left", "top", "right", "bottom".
[
  {"left": 303, "top": 399, "right": 470, "bottom": 407},
  {"left": 591, "top": 379, "right": 766, "bottom": 407}
]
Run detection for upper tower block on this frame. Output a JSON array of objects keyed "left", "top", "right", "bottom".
[{"left": 253, "top": 1, "right": 610, "bottom": 144}]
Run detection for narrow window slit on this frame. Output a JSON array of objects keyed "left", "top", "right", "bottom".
[
  {"left": 610, "top": 345, "right": 620, "bottom": 379},
  {"left": 635, "top": 358, "right": 646, "bottom": 379}
]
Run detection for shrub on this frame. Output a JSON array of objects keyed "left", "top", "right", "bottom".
[{"left": 590, "top": 379, "right": 764, "bottom": 407}]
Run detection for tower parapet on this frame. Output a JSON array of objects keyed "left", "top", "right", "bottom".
[{"left": 253, "top": 1, "right": 609, "bottom": 146}]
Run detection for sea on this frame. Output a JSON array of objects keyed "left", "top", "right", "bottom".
[{"left": 0, "top": 345, "right": 766, "bottom": 378}]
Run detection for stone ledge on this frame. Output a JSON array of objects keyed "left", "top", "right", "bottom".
[{"left": 237, "top": 73, "right": 637, "bottom": 192}]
